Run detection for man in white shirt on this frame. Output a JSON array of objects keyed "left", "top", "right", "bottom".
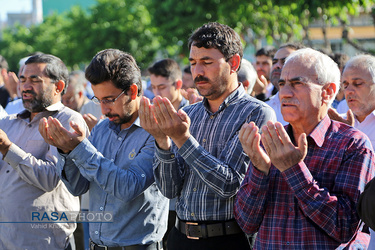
[
  {"left": 266, "top": 43, "right": 304, "bottom": 125},
  {"left": 0, "top": 54, "right": 88, "bottom": 249},
  {"left": 330, "top": 54, "right": 375, "bottom": 248}
]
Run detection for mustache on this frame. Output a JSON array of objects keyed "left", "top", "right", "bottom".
[
  {"left": 281, "top": 99, "right": 299, "bottom": 105},
  {"left": 22, "top": 90, "right": 37, "bottom": 96},
  {"left": 271, "top": 69, "right": 281, "bottom": 75},
  {"left": 105, "top": 113, "right": 118, "bottom": 118},
  {"left": 194, "top": 76, "right": 210, "bottom": 83}
]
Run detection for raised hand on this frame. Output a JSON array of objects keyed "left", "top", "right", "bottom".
[
  {"left": 261, "top": 121, "right": 307, "bottom": 172},
  {"left": 39, "top": 117, "right": 86, "bottom": 153},
  {"left": 139, "top": 96, "right": 171, "bottom": 150},
  {"left": 239, "top": 122, "right": 271, "bottom": 175},
  {"left": 328, "top": 108, "right": 355, "bottom": 127},
  {"left": 152, "top": 96, "right": 191, "bottom": 148},
  {"left": 83, "top": 113, "right": 99, "bottom": 132}
]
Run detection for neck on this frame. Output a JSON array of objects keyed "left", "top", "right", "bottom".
[
  {"left": 172, "top": 94, "right": 183, "bottom": 111},
  {"left": 207, "top": 82, "right": 239, "bottom": 113}
]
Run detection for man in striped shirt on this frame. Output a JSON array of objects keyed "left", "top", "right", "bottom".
[
  {"left": 139, "top": 22, "right": 275, "bottom": 250},
  {"left": 235, "top": 48, "right": 375, "bottom": 249}
]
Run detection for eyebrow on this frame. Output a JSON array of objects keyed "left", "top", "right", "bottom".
[
  {"left": 189, "top": 56, "right": 213, "bottom": 61},
  {"left": 278, "top": 76, "right": 309, "bottom": 84},
  {"left": 19, "top": 75, "right": 42, "bottom": 80}
]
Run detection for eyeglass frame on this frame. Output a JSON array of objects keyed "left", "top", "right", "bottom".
[{"left": 91, "top": 90, "right": 126, "bottom": 105}]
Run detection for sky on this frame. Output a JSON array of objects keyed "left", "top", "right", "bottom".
[{"left": 0, "top": 0, "right": 32, "bottom": 22}]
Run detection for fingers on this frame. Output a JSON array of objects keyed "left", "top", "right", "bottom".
[
  {"left": 346, "top": 109, "right": 355, "bottom": 127},
  {"left": 297, "top": 133, "right": 308, "bottom": 159},
  {"left": 274, "top": 122, "right": 292, "bottom": 145},
  {"left": 70, "top": 120, "right": 84, "bottom": 137}
]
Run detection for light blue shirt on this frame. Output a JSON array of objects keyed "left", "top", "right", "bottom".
[
  {"left": 154, "top": 84, "right": 276, "bottom": 221},
  {"left": 56, "top": 117, "right": 169, "bottom": 247}
]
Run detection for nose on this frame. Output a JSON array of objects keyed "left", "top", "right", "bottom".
[
  {"left": 344, "top": 83, "right": 355, "bottom": 96},
  {"left": 279, "top": 83, "right": 293, "bottom": 99},
  {"left": 101, "top": 104, "right": 110, "bottom": 115},
  {"left": 191, "top": 63, "right": 204, "bottom": 79}
]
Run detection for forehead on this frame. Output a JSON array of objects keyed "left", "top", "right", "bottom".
[
  {"left": 256, "top": 55, "right": 272, "bottom": 62},
  {"left": 91, "top": 80, "right": 120, "bottom": 97},
  {"left": 280, "top": 60, "right": 316, "bottom": 81},
  {"left": 274, "top": 47, "right": 295, "bottom": 59},
  {"left": 342, "top": 65, "right": 373, "bottom": 82},
  {"left": 189, "top": 46, "right": 225, "bottom": 60},
  {"left": 21, "top": 63, "right": 47, "bottom": 77},
  {"left": 150, "top": 74, "right": 172, "bottom": 86}
]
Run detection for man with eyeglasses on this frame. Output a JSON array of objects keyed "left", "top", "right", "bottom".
[
  {"left": 39, "top": 49, "right": 168, "bottom": 250},
  {"left": 0, "top": 54, "right": 88, "bottom": 249}
]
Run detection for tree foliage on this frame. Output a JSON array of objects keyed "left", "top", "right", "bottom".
[{"left": 0, "top": 0, "right": 374, "bottom": 71}]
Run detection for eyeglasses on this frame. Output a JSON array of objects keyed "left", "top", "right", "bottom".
[{"left": 91, "top": 90, "right": 125, "bottom": 105}]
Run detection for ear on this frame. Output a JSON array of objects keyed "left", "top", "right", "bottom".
[
  {"left": 55, "top": 80, "right": 65, "bottom": 95},
  {"left": 129, "top": 84, "right": 138, "bottom": 100},
  {"left": 78, "top": 90, "right": 84, "bottom": 98},
  {"left": 175, "top": 79, "right": 183, "bottom": 90},
  {"left": 322, "top": 82, "right": 336, "bottom": 104},
  {"left": 228, "top": 54, "right": 241, "bottom": 73},
  {"left": 242, "top": 80, "right": 250, "bottom": 90}
]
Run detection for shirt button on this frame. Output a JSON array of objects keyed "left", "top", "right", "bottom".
[
  {"left": 171, "top": 154, "right": 175, "bottom": 159},
  {"left": 210, "top": 116, "right": 214, "bottom": 119},
  {"left": 110, "top": 159, "right": 114, "bottom": 162},
  {"left": 286, "top": 242, "right": 290, "bottom": 245},
  {"left": 141, "top": 174, "right": 145, "bottom": 178},
  {"left": 95, "top": 231, "right": 99, "bottom": 235},
  {"left": 99, "top": 207, "right": 103, "bottom": 211},
  {"left": 193, "top": 188, "right": 197, "bottom": 192},
  {"left": 72, "top": 159, "right": 76, "bottom": 162},
  {"left": 191, "top": 213, "right": 194, "bottom": 216},
  {"left": 28, "top": 124, "right": 32, "bottom": 127},
  {"left": 118, "top": 137, "right": 122, "bottom": 141},
  {"left": 202, "top": 139, "right": 206, "bottom": 143}
]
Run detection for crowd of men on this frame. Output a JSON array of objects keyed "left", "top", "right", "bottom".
[{"left": 0, "top": 21, "right": 374, "bottom": 250}]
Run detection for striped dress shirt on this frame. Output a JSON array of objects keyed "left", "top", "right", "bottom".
[{"left": 154, "top": 84, "right": 276, "bottom": 221}]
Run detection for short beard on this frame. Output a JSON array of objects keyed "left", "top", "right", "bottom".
[{"left": 22, "top": 90, "right": 53, "bottom": 113}]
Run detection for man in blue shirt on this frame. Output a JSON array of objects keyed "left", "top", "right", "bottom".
[
  {"left": 39, "top": 49, "right": 168, "bottom": 249},
  {"left": 139, "top": 22, "right": 275, "bottom": 250}
]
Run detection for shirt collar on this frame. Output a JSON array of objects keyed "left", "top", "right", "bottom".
[
  {"left": 286, "top": 115, "right": 331, "bottom": 147},
  {"left": 202, "top": 83, "right": 244, "bottom": 114},
  {"left": 17, "top": 102, "right": 65, "bottom": 120}
]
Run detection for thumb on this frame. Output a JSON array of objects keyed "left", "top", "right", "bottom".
[
  {"left": 297, "top": 133, "right": 308, "bottom": 159},
  {"left": 346, "top": 109, "right": 355, "bottom": 127},
  {"left": 260, "top": 75, "right": 268, "bottom": 86},
  {"left": 177, "top": 109, "right": 190, "bottom": 123},
  {"left": 70, "top": 121, "right": 84, "bottom": 137}
]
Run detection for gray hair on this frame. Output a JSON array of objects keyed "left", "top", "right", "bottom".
[
  {"left": 285, "top": 48, "right": 340, "bottom": 103},
  {"left": 344, "top": 54, "right": 375, "bottom": 84},
  {"left": 238, "top": 58, "right": 257, "bottom": 94}
]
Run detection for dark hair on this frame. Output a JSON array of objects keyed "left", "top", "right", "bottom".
[
  {"left": 25, "top": 54, "right": 69, "bottom": 94},
  {"left": 85, "top": 49, "right": 142, "bottom": 96},
  {"left": 255, "top": 46, "right": 276, "bottom": 58},
  {"left": 188, "top": 22, "right": 243, "bottom": 65},
  {"left": 279, "top": 42, "right": 305, "bottom": 51},
  {"left": 148, "top": 58, "right": 182, "bottom": 83},
  {"left": 183, "top": 65, "right": 191, "bottom": 74},
  {"left": 330, "top": 52, "right": 350, "bottom": 70},
  {"left": 0, "top": 55, "right": 8, "bottom": 70}
]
